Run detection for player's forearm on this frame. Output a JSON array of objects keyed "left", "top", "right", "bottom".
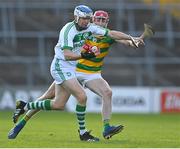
[
  {"left": 108, "top": 30, "right": 131, "bottom": 40},
  {"left": 64, "top": 50, "right": 81, "bottom": 61},
  {"left": 116, "top": 39, "right": 137, "bottom": 48},
  {"left": 64, "top": 54, "right": 81, "bottom": 61},
  {"left": 116, "top": 40, "right": 131, "bottom": 46}
]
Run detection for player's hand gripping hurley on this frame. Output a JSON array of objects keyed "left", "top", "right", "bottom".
[{"left": 136, "top": 23, "right": 155, "bottom": 47}]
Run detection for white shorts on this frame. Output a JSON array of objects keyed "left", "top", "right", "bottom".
[
  {"left": 76, "top": 71, "right": 102, "bottom": 87},
  {"left": 50, "top": 58, "right": 76, "bottom": 84}
]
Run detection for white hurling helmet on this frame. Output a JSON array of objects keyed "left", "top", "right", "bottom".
[{"left": 74, "top": 5, "right": 93, "bottom": 23}]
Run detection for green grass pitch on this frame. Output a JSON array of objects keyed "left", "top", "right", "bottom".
[{"left": 1, "top": 111, "right": 180, "bottom": 148}]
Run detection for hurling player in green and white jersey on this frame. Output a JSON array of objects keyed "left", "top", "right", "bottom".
[{"left": 8, "top": 5, "right": 144, "bottom": 141}]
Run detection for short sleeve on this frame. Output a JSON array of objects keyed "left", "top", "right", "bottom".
[
  {"left": 89, "top": 24, "right": 108, "bottom": 36},
  {"left": 60, "top": 22, "right": 74, "bottom": 50}
]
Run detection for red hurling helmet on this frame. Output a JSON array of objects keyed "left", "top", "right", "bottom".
[
  {"left": 93, "top": 10, "right": 109, "bottom": 21},
  {"left": 93, "top": 10, "right": 109, "bottom": 27}
]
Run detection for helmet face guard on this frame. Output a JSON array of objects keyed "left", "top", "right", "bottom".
[
  {"left": 93, "top": 10, "right": 109, "bottom": 27},
  {"left": 74, "top": 5, "right": 93, "bottom": 30}
]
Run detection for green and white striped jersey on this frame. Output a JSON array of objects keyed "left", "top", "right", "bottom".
[{"left": 54, "top": 21, "right": 108, "bottom": 66}]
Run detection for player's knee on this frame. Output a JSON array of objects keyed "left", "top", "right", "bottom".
[{"left": 102, "top": 88, "right": 112, "bottom": 99}]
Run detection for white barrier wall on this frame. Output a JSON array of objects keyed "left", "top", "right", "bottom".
[
  {"left": 0, "top": 89, "right": 42, "bottom": 109},
  {"left": 66, "top": 87, "right": 161, "bottom": 113},
  {"left": 0, "top": 87, "right": 180, "bottom": 113}
]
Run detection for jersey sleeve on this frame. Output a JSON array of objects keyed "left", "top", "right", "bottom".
[
  {"left": 59, "top": 23, "right": 74, "bottom": 50},
  {"left": 109, "top": 36, "right": 116, "bottom": 45},
  {"left": 89, "top": 24, "right": 109, "bottom": 36}
]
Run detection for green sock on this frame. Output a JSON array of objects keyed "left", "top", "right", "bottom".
[
  {"left": 26, "top": 100, "right": 51, "bottom": 110},
  {"left": 103, "top": 119, "right": 110, "bottom": 131},
  {"left": 76, "top": 104, "right": 86, "bottom": 134}
]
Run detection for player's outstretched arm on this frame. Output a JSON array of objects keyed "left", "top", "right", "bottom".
[
  {"left": 108, "top": 30, "right": 131, "bottom": 40},
  {"left": 116, "top": 40, "right": 137, "bottom": 48},
  {"left": 108, "top": 30, "right": 144, "bottom": 47}
]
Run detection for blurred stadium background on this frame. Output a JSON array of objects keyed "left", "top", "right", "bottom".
[{"left": 0, "top": 0, "right": 180, "bottom": 113}]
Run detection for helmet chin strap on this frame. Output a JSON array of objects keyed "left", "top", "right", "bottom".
[{"left": 75, "top": 16, "right": 79, "bottom": 23}]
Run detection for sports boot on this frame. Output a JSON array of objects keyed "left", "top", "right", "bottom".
[
  {"left": 8, "top": 122, "right": 25, "bottom": 139},
  {"left": 13, "top": 100, "right": 26, "bottom": 123},
  {"left": 78, "top": 130, "right": 99, "bottom": 142},
  {"left": 103, "top": 125, "right": 124, "bottom": 139}
]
